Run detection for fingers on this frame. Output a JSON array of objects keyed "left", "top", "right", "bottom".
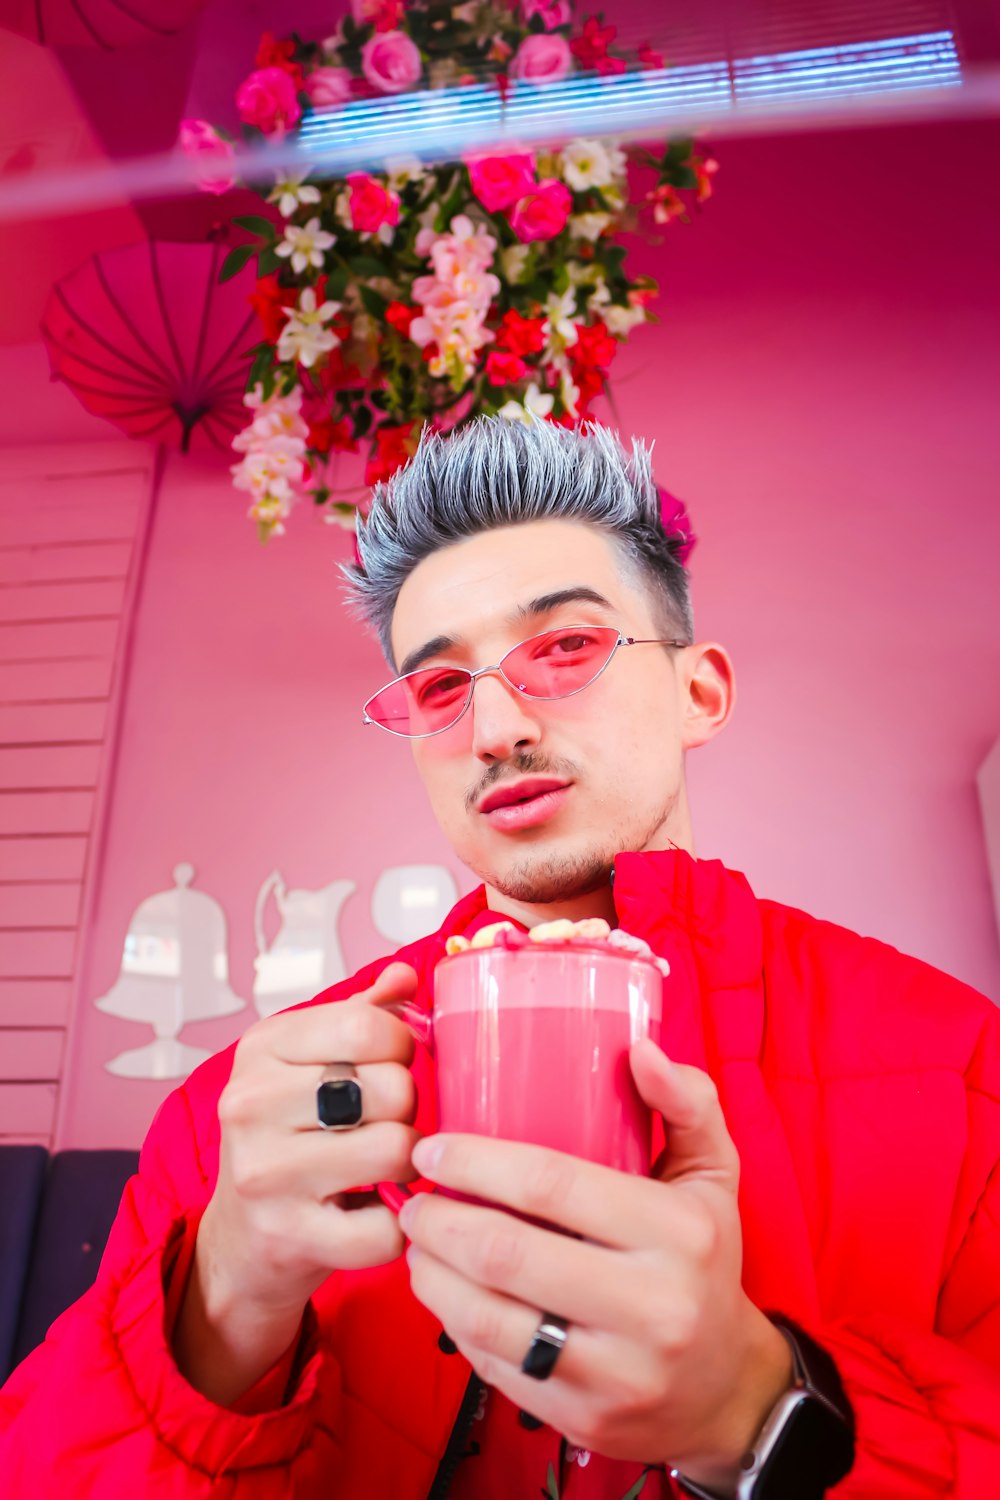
[
  {"left": 629, "top": 1041, "right": 740, "bottom": 1189},
  {"left": 411, "top": 1135, "right": 675, "bottom": 1249},
  {"left": 400, "top": 1193, "right": 698, "bottom": 1343},
  {"left": 221, "top": 1056, "right": 417, "bottom": 1134},
  {"left": 236, "top": 963, "right": 420, "bottom": 1070},
  {"left": 234, "top": 1119, "right": 421, "bottom": 1205}
]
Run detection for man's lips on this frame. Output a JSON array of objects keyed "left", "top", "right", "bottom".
[{"left": 478, "top": 777, "right": 571, "bottom": 814}]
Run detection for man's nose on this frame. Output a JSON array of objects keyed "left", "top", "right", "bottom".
[{"left": 469, "top": 670, "right": 542, "bottom": 762}]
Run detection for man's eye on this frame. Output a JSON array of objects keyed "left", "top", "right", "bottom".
[
  {"left": 546, "top": 633, "right": 594, "bottom": 655},
  {"left": 416, "top": 672, "right": 468, "bottom": 705}
]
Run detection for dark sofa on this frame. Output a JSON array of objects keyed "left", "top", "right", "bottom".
[{"left": 0, "top": 1146, "right": 138, "bottom": 1387}]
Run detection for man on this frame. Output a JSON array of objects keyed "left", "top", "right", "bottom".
[{"left": 1, "top": 417, "right": 998, "bottom": 1498}]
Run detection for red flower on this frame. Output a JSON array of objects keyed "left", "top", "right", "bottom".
[
  {"left": 248, "top": 273, "right": 297, "bottom": 345},
  {"left": 571, "top": 319, "right": 617, "bottom": 372},
  {"left": 308, "top": 414, "right": 358, "bottom": 455},
  {"left": 255, "top": 32, "right": 305, "bottom": 90},
  {"left": 572, "top": 364, "right": 606, "bottom": 410},
  {"left": 570, "top": 15, "right": 617, "bottom": 70},
  {"left": 495, "top": 309, "right": 547, "bottom": 357},
  {"left": 365, "top": 422, "right": 417, "bottom": 486},
  {"left": 486, "top": 350, "right": 529, "bottom": 386},
  {"left": 385, "top": 301, "right": 418, "bottom": 338}
]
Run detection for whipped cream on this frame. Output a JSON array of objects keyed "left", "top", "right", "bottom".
[{"left": 445, "top": 916, "right": 670, "bottom": 976}]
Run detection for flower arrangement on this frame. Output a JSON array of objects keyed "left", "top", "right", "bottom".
[{"left": 182, "top": 1, "right": 717, "bottom": 540}]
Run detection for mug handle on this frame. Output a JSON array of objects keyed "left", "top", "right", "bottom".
[{"left": 376, "top": 998, "right": 434, "bottom": 1215}]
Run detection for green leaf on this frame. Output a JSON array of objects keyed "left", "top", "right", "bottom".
[
  {"left": 233, "top": 214, "right": 276, "bottom": 240},
  {"left": 219, "top": 244, "right": 256, "bottom": 283},
  {"left": 245, "top": 345, "right": 273, "bottom": 394},
  {"left": 370, "top": 389, "right": 388, "bottom": 411},
  {"left": 359, "top": 285, "right": 389, "bottom": 319},
  {"left": 618, "top": 1472, "right": 650, "bottom": 1500},
  {"left": 354, "top": 404, "right": 373, "bottom": 438},
  {"left": 545, "top": 1462, "right": 560, "bottom": 1500},
  {"left": 257, "top": 245, "right": 281, "bottom": 277},
  {"left": 326, "top": 263, "right": 350, "bottom": 300},
  {"left": 350, "top": 255, "right": 388, "bottom": 279}
]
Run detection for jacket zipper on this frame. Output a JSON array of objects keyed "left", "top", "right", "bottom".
[{"left": 425, "top": 1373, "right": 483, "bottom": 1500}]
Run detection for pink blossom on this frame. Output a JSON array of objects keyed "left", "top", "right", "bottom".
[
  {"left": 178, "top": 119, "right": 236, "bottom": 195},
  {"left": 511, "top": 178, "right": 572, "bottom": 242},
  {"left": 465, "top": 149, "right": 536, "bottom": 214},
  {"left": 521, "top": 0, "right": 571, "bottom": 28},
  {"left": 305, "top": 66, "right": 354, "bottom": 108},
  {"left": 509, "top": 32, "right": 572, "bottom": 84},
  {"left": 236, "top": 67, "right": 302, "bottom": 137},
  {"left": 361, "top": 29, "right": 423, "bottom": 94},
  {"left": 346, "top": 172, "right": 401, "bottom": 233}
]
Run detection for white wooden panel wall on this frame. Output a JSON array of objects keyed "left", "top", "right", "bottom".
[{"left": 0, "top": 446, "right": 155, "bottom": 1143}]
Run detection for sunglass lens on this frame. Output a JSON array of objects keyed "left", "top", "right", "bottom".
[
  {"left": 505, "top": 627, "right": 619, "bottom": 698},
  {"left": 366, "top": 668, "right": 472, "bottom": 736}
]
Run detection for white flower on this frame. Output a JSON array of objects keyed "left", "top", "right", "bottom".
[
  {"left": 603, "top": 301, "right": 648, "bottom": 336},
  {"left": 275, "top": 216, "right": 336, "bottom": 274},
  {"left": 559, "top": 369, "right": 581, "bottom": 418},
  {"left": 268, "top": 173, "right": 322, "bottom": 219},
  {"left": 586, "top": 278, "right": 611, "bottom": 311},
  {"left": 453, "top": 1, "right": 481, "bottom": 20},
  {"left": 499, "top": 382, "right": 555, "bottom": 424},
  {"left": 569, "top": 211, "right": 611, "bottom": 242},
  {"left": 500, "top": 243, "right": 530, "bottom": 284},
  {"left": 385, "top": 155, "right": 425, "bottom": 192},
  {"left": 277, "top": 287, "right": 342, "bottom": 368},
  {"left": 559, "top": 139, "right": 626, "bottom": 192},
  {"left": 543, "top": 287, "right": 578, "bottom": 360}
]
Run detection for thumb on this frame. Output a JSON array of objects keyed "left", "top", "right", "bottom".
[{"left": 630, "top": 1038, "right": 740, "bottom": 1190}]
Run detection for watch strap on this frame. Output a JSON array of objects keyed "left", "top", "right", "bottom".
[{"left": 670, "top": 1316, "right": 855, "bottom": 1500}]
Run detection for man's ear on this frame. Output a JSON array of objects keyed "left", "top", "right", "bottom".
[{"left": 678, "top": 642, "right": 735, "bottom": 750}]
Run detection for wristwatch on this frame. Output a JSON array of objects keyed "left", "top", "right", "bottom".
[{"left": 671, "top": 1316, "right": 856, "bottom": 1500}]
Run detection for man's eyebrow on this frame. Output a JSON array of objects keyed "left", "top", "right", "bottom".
[{"left": 397, "top": 586, "right": 617, "bottom": 678}]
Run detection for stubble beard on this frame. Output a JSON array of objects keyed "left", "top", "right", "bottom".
[{"left": 471, "top": 792, "right": 679, "bottom": 906}]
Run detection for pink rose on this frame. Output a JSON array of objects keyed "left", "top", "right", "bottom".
[
  {"left": 236, "top": 66, "right": 302, "bottom": 137},
  {"left": 509, "top": 32, "right": 572, "bottom": 84},
  {"left": 465, "top": 150, "right": 537, "bottom": 214},
  {"left": 305, "top": 66, "right": 353, "bottom": 108},
  {"left": 346, "top": 172, "right": 400, "bottom": 233},
  {"left": 511, "top": 178, "right": 572, "bottom": 242},
  {"left": 361, "top": 29, "right": 422, "bottom": 94},
  {"left": 521, "top": 0, "right": 572, "bottom": 28},
  {"left": 178, "top": 119, "right": 236, "bottom": 195}
]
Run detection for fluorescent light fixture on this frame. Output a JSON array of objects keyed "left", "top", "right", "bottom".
[{"left": 298, "top": 31, "right": 961, "bottom": 171}]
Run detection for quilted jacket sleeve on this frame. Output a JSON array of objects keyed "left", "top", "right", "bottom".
[
  {"left": 812, "top": 996, "right": 1000, "bottom": 1497},
  {"left": 0, "top": 958, "right": 389, "bottom": 1496}
]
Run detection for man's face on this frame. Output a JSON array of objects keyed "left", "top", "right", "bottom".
[{"left": 389, "top": 518, "right": 699, "bottom": 908}]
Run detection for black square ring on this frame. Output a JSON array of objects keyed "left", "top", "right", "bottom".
[
  {"left": 317, "top": 1067, "right": 363, "bottom": 1130},
  {"left": 521, "top": 1313, "right": 569, "bottom": 1381}
]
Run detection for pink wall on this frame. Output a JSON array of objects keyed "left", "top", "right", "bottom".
[{"left": 1, "top": 116, "right": 998, "bottom": 1148}]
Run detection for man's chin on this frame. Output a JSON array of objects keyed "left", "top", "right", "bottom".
[{"left": 475, "top": 847, "right": 614, "bottom": 906}]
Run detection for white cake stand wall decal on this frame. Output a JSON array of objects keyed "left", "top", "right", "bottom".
[
  {"left": 95, "top": 862, "right": 246, "bottom": 1079},
  {"left": 252, "top": 870, "right": 356, "bottom": 1019}
]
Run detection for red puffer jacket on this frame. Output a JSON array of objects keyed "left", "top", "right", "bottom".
[{"left": 2, "top": 850, "right": 999, "bottom": 1496}]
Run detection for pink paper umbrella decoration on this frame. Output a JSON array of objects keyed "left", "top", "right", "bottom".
[
  {"left": 41, "top": 239, "right": 258, "bottom": 453},
  {"left": 0, "top": 0, "right": 207, "bottom": 49}
]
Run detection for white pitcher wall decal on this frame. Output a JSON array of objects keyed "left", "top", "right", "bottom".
[{"left": 252, "top": 870, "right": 356, "bottom": 1019}]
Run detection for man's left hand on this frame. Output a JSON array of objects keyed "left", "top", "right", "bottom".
[{"left": 400, "top": 1040, "right": 793, "bottom": 1492}]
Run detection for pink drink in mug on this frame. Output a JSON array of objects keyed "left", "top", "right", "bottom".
[{"left": 382, "top": 938, "right": 663, "bottom": 1208}]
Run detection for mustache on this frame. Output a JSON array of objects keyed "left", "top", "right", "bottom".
[{"left": 465, "top": 752, "right": 581, "bottom": 814}]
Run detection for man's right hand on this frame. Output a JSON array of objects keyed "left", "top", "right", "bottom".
[{"left": 173, "top": 962, "right": 421, "bottom": 1405}]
